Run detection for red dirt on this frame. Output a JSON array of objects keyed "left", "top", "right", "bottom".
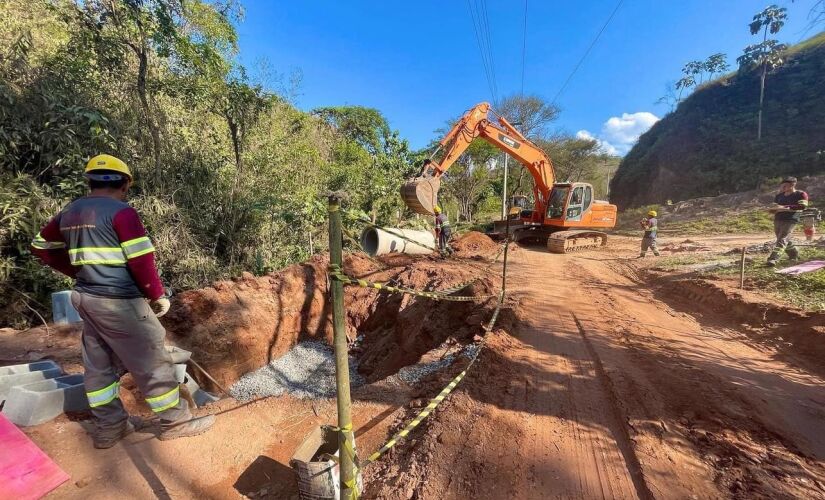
[
  {"left": 364, "top": 235, "right": 825, "bottom": 499},
  {"left": 451, "top": 231, "right": 499, "bottom": 258},
  {"left": 4, "top": 234, "right": 825, "bottom": 498}
]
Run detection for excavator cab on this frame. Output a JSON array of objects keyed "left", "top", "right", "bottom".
[{"left": 545, "top": 183, "right": 590, "bottom": 222}]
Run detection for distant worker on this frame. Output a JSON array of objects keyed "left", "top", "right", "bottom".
[
  {"left": 31, "top": 154, "right": 214, "bottom": 448},
  {"left": 434, "top": 205, "right": 453, "bottom": 255},
  {"left": 767, "top": 177, "right": 809, "bottom": 266},
  {"left": 638, "top": 210, "right": 660, "bottom": 258}
]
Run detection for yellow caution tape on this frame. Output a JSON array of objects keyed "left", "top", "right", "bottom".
[
  {"left": 362, "top": 355, "right": 478, "bottom": 466},
  {"left": 360, "top": 287, "right": 505, "bottom": 468}
]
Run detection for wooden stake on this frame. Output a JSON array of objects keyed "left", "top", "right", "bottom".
[
  {"left": 740, "top": 246, "right": 747, "bottom": 289},
  {"left": 328, "top": 194, "right": 357, "bottom": 499}
]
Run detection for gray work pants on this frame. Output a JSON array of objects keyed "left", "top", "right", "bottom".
[
  {"left": 640, "top": 236, "right": 659, "bottom": 256},
  {"left": 71, "top": 292, "right": 190, "bottom": 434},
  {"left": 772, "top": 219, "right": 798, "bottom": 255},
  {"left": 438, "top": 228, "right": 452, "bottom": 253}
]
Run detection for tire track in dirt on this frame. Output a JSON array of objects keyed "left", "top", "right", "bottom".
[{"left": 572, "top": 313, "right": 652, "bottom": 500}]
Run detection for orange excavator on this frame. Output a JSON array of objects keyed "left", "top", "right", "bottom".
[{"left": 401, "top": 102, "right": 618, "bottom": 253}]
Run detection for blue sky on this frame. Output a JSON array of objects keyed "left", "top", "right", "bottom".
[{"left": 235, "top": 0, "right": 821, "bottom": 154}]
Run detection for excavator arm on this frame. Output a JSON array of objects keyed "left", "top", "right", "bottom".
[{"left": 401, "top": 102, "right": 555, "bottom": 219}]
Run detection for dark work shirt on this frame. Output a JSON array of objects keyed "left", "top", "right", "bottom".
[{"left": 774, "top": 191, "right": 809, "bottom": 222}]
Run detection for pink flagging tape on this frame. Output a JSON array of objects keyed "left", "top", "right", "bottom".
[{"left": 775, "top": 260, "right": 825, "bottom": 275}]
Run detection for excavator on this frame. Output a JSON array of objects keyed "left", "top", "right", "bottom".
[{"left": 401, "top": 102, "right": 618, "bottom": 253}]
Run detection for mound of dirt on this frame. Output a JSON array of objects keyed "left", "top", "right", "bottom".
[{"left": 452, "top": 231, "right": 499, "bottom": 258}]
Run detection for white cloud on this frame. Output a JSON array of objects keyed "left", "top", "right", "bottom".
[
  {"left": 578, "top": 112, "right": 659, "bottom": 156},
  {"left": 575, "top": 129, "right": 619, "bottom": 156}
]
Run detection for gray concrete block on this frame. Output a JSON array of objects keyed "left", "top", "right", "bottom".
[
  {"left": 2, "top": 374, "right": 88, "bottom": 426},
  {"left": 51, "top": 290, "right": 82, "bottom": 324},
  {"left": 0, "top": 361, "right": 63, "bottom": 403}
]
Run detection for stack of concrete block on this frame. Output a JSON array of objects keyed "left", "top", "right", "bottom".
[
  {"left": 0, "top": 361, "right": 64, "bottom": 406},
  {"left": 2, "top": 371, "right": 88, "bottom": 426}
]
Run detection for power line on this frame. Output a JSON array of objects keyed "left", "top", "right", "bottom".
[
  {"left": 520, "top": 0, "right": 528, "bottom": 96},
  {"left": 478, "top": 0, "right": 499, "bottom": 102},
  {"left": 551, "top": 0, "right": 625, "bottom": 105},
  {"left": 466, "top": 0, "right": 499, "bottom": 105}
]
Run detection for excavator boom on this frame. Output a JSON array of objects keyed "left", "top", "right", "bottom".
[{"left": 401, "top": 102, "right": 555, "bottom": 217}]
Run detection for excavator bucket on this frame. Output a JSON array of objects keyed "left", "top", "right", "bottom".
[{"left": 401, "top": 176, "right": 441, "bottom": 215}]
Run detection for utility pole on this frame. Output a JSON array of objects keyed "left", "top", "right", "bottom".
[
  {"left": 501, "top": 154, "right": 509, "bottom": 220},
  {"left": 501, "top": 121, "right": 522, "bottom": 220}
]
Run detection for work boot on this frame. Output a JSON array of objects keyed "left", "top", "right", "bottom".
[
  {"left": 766, "top": 252, "right": 780, "bottom": 267},
  {"left": 158, "top": 414, "right": 215, "bottom": 441},
  {"left": 787, "top": 248, "right": 800, "bottom": 261},
  {"left": 653, "top": 251, "right": 661, "bottom": 257},
  {"left": 637, "top": 254, "right": 646, "bottom": 259},
  {"left": 93, "top": 416, "right": 143, "bottom": 449}
]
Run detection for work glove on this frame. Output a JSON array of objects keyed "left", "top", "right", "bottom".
[{"left": 150, "top": 297, "right": 171, "bottom": 318}]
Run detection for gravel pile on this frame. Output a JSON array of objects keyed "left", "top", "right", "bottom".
[
  {"left": 398, "top": 343, "right": 481, "bottom": 385},
  {"left": 229, "top": 341, "right": 365, "bottom": 401}
]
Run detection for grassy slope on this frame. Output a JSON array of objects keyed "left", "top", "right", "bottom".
[
  {"left": 656, "top": 245, "right": 825, "bottom": 311},
  {"left": 610, "top": 32, "right": 825, "bottom": 209}
]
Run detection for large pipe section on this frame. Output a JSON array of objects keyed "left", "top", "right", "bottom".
[{"left": 360, "top": 227, "right": 436, "bottom": 256}]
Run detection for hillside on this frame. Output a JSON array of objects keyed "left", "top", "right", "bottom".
[{"left": 610, "top": 32, "right": 825, "bottom": 209}]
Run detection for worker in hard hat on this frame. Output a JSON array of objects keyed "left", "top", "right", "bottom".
[
  {"left": 434, "top": 205, "right": 453, "bottom": 256},
  {"left": 30, "top": 154, "right": 214, "bottom": 448},
  {"left": 638, "top": 210, "right": 660, "bottom": 258}
]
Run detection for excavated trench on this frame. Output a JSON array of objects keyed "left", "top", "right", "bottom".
[{"left": 161, "top": 232, "right": 503, "bottom": 393}]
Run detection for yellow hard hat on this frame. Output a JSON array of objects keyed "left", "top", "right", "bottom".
[
  {"left": 647, "top": 210, "right": 657, "bottom": 217},
  {"left": 433, "top": 206, "right": 442, "bottom": 214},
  {"left": 85, "top": 154, "right": 132, "bottom": 180}
]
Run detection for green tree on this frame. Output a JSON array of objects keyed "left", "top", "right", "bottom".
[
  {"left": 71, "top": 0, "right": 239, "bottom": 187},
  {"left": 738, "top": 4, "right": 788, "bottom": 140},
  {"left": 704, "top": 53, "right": 730, "bottom": 80}
]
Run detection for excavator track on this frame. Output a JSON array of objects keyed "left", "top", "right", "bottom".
[{"left": 547, "top": 230, "right": 608, "bottom": 254}]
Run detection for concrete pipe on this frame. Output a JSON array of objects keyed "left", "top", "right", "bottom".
[{"left": 360, "top": 227, "right": 436, "bottom": 256}]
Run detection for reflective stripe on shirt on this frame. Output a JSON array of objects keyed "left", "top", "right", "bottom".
[
  {"left": 121, "top": 236, "right": 155, "bottom": 259},
  {"left": 68, "top": 247, "right": 127, "bottom": 266},
  {"left": 31, "top": 233, "right": 66, "bottom": 250}
]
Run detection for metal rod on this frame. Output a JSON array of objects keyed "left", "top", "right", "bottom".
[
  {"left": 188, "top": 358, "right": 233, "bottom": 398},
  {"left": 328, "top": 194, "right": 356, "bottom": 499},
  {"left": 740, "top": 246, "right": 746, "bottom": 289}
]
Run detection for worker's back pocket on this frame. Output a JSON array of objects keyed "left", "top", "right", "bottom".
[{"left": 129, "top": 299, "right": 151, "bottom": 322}]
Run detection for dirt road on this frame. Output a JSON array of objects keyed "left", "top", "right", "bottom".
[
  {"left": 8, "top": 234, "right": 825, "bottom": 498},
  {"left": 369, "top": 237, "right": 825, "bottom": 499}
]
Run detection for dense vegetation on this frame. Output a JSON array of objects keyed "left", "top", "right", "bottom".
[
  {"left": 0, "top": 0, "right": 418, "bottom": 327},
  {"left": 611, "top": 32, "right": 825, "bottom": 209},
  {"left": 0, "top": 1, "right": 618, "bottom": 327}
]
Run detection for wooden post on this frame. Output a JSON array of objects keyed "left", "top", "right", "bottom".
[
  {"left": 327, "top": 194, "right": 356, "bottom": 499},
  {"left": 740, "top": 246, "right": 746, "bottom": 289}
]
